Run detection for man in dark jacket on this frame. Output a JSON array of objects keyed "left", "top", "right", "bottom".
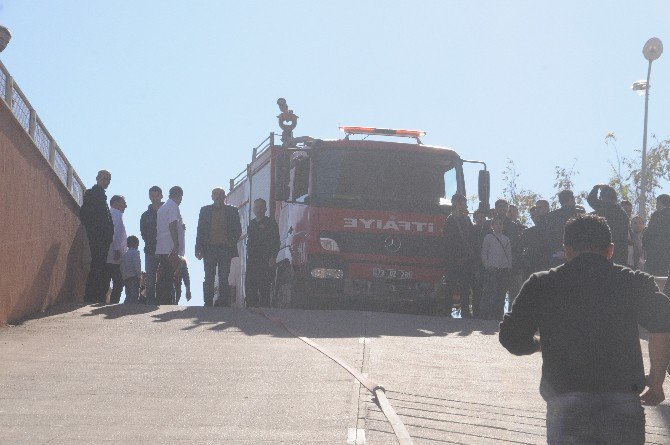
[
  {"left": 545, "top": 190, "right": 585, "bottom": 267},
  {"left": 494, "top": 199, "right": 526, "bottom": 303},
  {"left": 520, "top": 206, "right": 550, "bottom": 280},
  {"left": 443, "top": 194, "right": 476, "bottom": 317},
  {"left": 500, "top": 215, "right": 670, "bottom": 444},
  {"left": 245, "top": 198, "right": 280, "bottom": 308},
  {"left": 80, "top": 170, "right": 114, "bottom": 303},
  {"left": 139, "top": 186, "right": 163, "bottom": 304},
  {"left": 195, "top": 187, "right": 242, "bottom": 307},
  {"left": 587, "top": 184, "right": 630, "bottom": 265},
  {"left": 643, "top": 194, "right": 670, "bottom": 276}
]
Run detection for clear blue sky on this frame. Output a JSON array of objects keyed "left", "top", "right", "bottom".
[{"left": 2, "top": 1, "right": 670, "bottom": 305}]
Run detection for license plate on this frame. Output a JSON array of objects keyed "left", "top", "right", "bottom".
[{"left": 373, "top": 268, "right": 413, "bottom": 280}]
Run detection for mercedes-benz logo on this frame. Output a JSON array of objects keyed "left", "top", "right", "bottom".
[{"left": 383, "top": 236, "right": 402, "bottom": 253}]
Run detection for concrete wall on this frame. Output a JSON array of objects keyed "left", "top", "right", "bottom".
[{"left": 0, "top": 100, "right": 88, "bottom": 324}]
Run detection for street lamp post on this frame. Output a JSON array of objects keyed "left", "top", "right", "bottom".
[{"left": 637, "top": 37, "right": 663, "bottom": 220}]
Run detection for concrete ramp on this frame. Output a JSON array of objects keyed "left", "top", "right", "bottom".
[{"left": 1, "top": 305, "right": 669, "bottom": 444}]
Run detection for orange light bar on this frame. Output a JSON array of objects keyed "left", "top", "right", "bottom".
[{"left": 339, "top": 126, "right": 426, "bottom": 138}]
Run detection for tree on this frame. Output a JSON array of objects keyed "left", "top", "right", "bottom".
[
  {"left": 551, "top": 159, "right": 587, "bottom": 209},
  {"left": 605, "top": 132, "right": 670, "bottom": 218},
  {"left": 501, "top": 159, "right": 540, "bottom": 225}
]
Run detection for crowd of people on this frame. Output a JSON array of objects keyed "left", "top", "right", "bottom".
[
  {"left": 79, "top": 170, "right": 279, "bottom": 308},
  {"left": 444, "top": 185, "right": 670, "bottom": 320}
]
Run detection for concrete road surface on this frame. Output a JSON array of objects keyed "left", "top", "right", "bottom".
[{"left": 1, "top": 304, "right": 670, "bottom": 444}]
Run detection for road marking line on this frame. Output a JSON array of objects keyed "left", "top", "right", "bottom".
[
  {"left": 347, "top": 427, "right": 366, "bottom": 444},
  {"left": 359, "top": 337, "right": 371, "bottom": 344}
]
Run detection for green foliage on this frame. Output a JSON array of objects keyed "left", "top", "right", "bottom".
[
  {"left": 501, "top": 159, "right": 540, "bottom": 225},
  {"left": 605, "top": 132, "right": 670, "bottom": 218}
]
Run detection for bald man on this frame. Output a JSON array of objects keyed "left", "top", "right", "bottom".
[
  {"left": 195, "top": 188, "right": 242, "bottom": 307},
  {"left": 80, "top": 170, "right": 114, "bottom": 303}
]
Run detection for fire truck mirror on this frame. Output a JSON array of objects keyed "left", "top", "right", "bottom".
[
  {"left": 478, "top": 169, "right": 491, "bottom": 211},
  {"left": 274, "top": 151, "right": 291, "bottom": 201}
]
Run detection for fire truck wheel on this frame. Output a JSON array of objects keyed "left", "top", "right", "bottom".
[{"left": 274, "top": 265, "right": 306, "bottom": 309}]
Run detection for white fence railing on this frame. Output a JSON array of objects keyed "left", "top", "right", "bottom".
[{"left": 0, "top": 60, "right": 85, "bottom": 205}]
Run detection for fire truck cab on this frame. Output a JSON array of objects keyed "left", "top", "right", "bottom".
[{"left": 226, "top": 105, "right": 489, "bottom": 309}]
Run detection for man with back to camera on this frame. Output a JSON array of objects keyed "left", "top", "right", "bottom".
[
  {"left": 587, "top": 184, "right": 630, "bottom": 266},
  {"left": 195, "top": 187, "right": 242, "bottom": 307},
  {"left": 500, "top": 215, "right": 670, "bottom": 445},
  {"left": 643, "top": 193, "right": 670, "bottom": 277},
  {"left": 80, "top": 169, "right": 114, "bottom": 303},
  {"left": 140, "top": 186, "right": 163, "bottom": 304},
  {"left": 245, "top": 198, "right": 280, "bottom": 308}
]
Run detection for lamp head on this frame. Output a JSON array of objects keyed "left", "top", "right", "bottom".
[
  {"left": 0, "top": 26, "right": 11, "bottom": 53},
  {"left": 643, "top": 37, "right": 663, "bottom": 62}
]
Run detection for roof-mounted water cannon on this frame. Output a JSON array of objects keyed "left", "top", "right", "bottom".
[
  {"left": 277, "top": 98, "right": 298, "bottom": 147},
  {"left": 339, "top": 126, "right": 426, "bottom": 144}
]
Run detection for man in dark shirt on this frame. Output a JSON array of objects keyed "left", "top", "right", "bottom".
[
  {"left": 245, "top": 198, "right": 280, "bottom": 308},
  {"left": 500, "top": 215, "right": 670, "bottom": 445},
  {"left": 80, "top": 170, "right": 114, "bottom": 303},
  {"left": 494, "top": 199, "right": 525, "bottom": 303},
  {"left": 643, "top": 194, "right": 670, "bottom": 276},
  {"left": 470, "top": 209, "right": 491, "bottom": 318},
  {"left": 520, "top": 206, "right": 550, "bottom": 280},
  {"left": 139, "top": 186, "right": 163, "bottom": 304},
  {"left": 587, "top": 184, "right": 630, "bottom": 265},
  {"left": 195, "top": 187, "right": 242, "bottom": 307},
  {"left": 443, "top": 194, "right": 476, "bottom": 317},
  {"left": 545, "top": 190, "right": 585, "bottom": 268}
]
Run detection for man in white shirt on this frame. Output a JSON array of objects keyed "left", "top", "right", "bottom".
[
  {"left": 105, "top": 195, "right": 128, "bottom": 304},
  {"left": 155, "top": 186, "right": 184, "bottom": 305},
  {"left": 481, "top": 217, "right": 513, "bottom": 320}
]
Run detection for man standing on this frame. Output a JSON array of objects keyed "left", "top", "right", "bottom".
[
  {"left": 245, "top": 198, "right": 280, "bottom": 308},
  {"left": 587, "top": 184, "right": 630, "bottom": 265},
  {"left": 500, "top": 215, "right": 670, "bottom": 445},
  {"left": 520, "top": 206, "right": 550, "bottom": 280},
  {"left": 443, "top": 194, "right": 476, "bottom": 317},
  {"left": 195, "top": 188, "right": 242, "bottom": 307},
  {"left": 155, "top": 186, "right": 184, "bottom": 305},
  {"left": 80, "top": 170, "right": 114, "bottom": 303},
  {"left": 480, "top": 217, "right": 513, "bottom": 319},
  {"left": 140, "top": 186, "right": 163, "bottom": 304},
  {"left": 105, "top": 195, "right": 128, "bottom": 304},
  {"left": 546, "top": 190, "right": 584, "bottom": 267},
  {"left": 494, "top": 199, "right": 525, "bottom": 303},
  {"left": 470, "top": 209, "right": 491, "bottom": 318},
  {"left": 643, "top": 194, "right": 670, "bottom": 277}
]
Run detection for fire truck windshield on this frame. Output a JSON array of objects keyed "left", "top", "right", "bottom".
[{"left": 313, "top": 149, "right": 459, "bottom": 213}]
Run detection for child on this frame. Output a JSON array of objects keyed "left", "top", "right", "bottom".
[
  {"left": 120, "top": 235, "right": 142, "bottom": 304},
  {"left": 480, "top": 218, "right": 512, "bottom": 320}
]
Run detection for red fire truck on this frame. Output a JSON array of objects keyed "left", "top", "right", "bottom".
[{"left": 226, "top": 100, "right": 489, "bottom": 309}]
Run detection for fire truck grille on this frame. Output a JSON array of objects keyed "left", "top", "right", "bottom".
[{"left": 323, "top": 232, "right": 444, "bottom": 258}]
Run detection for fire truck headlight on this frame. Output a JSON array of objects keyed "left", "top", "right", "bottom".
[
  {"left": 311, "top": 268, "right": 344, "bottom": 279},
  {"left": 319, "top": 237, "right": 340, "bottom": 252}
]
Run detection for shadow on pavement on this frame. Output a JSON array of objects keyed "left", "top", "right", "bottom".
[
  {"left": 76, "top": 303, "right": 500, "bottom": 339},
  {"left": 81, "top": 303, "right": 160, "bottom": 320}
]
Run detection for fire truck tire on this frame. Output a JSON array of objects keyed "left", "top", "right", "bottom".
[{"left": 274, "top": 265, "right": 307, "bottom": 309}]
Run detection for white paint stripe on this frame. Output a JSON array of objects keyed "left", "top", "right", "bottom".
[
  {"left": 359, "top": 337, "right": 371, "bottom": 344},
  {"left": 347, "top": 427, "right": 366, "bottom": 444}
]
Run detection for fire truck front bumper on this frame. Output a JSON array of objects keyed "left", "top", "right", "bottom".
[{"left": 304, "top": 256, "right": 444, "bottom": 298}]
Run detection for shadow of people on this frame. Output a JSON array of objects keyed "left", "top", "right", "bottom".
[
  {"left": 82, "top": 303, "right": 159, "bottom": 320},
  {"left": 150, "top": 306, "right": 290, "bottom": 337}
]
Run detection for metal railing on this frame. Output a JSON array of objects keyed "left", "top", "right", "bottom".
[{"left": 0, "top": 60, "right": 85, "bottom": 205}]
